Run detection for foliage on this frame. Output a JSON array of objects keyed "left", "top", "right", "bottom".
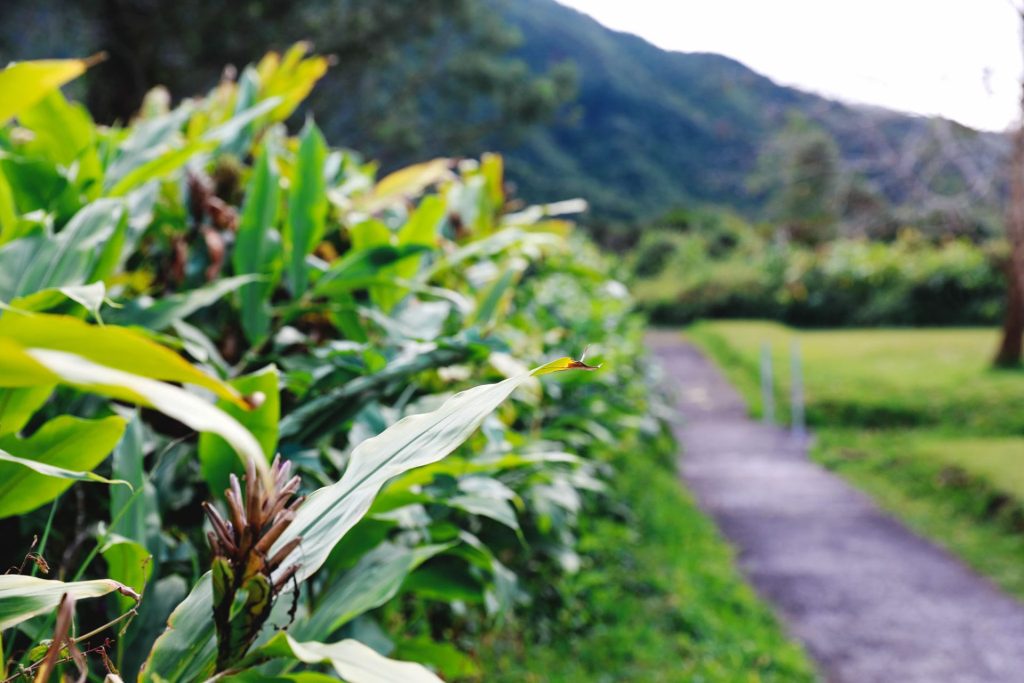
[
  {"left": 0, "top": 50, "right": 654, "bottom": 682},
  {"left": 0, "top": 0, "right": 575, "bottom": 165},
  {"left": 635, "top": 221, "right": 1005, "bottom": 327}
]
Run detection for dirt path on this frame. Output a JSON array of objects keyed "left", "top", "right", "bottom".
[{"left": 648, "top": 332, "right": 1024, "bottom": 683}]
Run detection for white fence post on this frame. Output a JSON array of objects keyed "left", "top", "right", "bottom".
[
  {"left": 760, "top": 341, "right": 775, "bottom": 425},
  {"left": 790, "top": 340, "right": 806, "bottom": 440}
]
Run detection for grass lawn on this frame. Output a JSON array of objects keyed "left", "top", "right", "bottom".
[
  {"left": 688, "top": 320, "right": 1024, "bottom": 600},
  {"left": 688, "top": 320, "right": 1024, "bottom": 434},
  {"left": 477, "top": 434, "right": 817, "bottom": 682}
]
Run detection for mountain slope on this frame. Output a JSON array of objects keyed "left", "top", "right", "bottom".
[{"left": 495, "top": 0, "right": 1009, "bottom": 224}]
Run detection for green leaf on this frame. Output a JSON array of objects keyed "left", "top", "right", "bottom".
[
  {"left": 0, "top": 168, "right": 20, "bottom": 245},
  {"left": 0, "top": 311, "right": 246, "bottom": 407},
  {"left": 257, "top": 632, "right": 443, "bottom": 683},
  {"left": 106, "top": 139, "right": 216, "bottom": 198},
  {"left": 233, "top": 149, "right": 281, "bottom": 344},
  {"left": 110, "top": 411, "right": 157, "bottom": 549},
  {"left": 295, "top": 542, "right": 452, "bottom": 640},
  {"left": 271, "top": 357, "right": 581, "bottom": 584},
  {"left": 0, "top": 415, "right": 127, "bottom": 517},
  {"left": 0, "top": 58, "right": 92, "bottom": 124},
  {"left": 198, "top": 365, "right": 280, "bottom": 497},
  {"left": 311, "top": 245, "right": 430, "bottom": 299},
  {"left": 394, "top": 637, "right": 481, "bottom": 680},
  {"left": 139, "top": 574, "right": 217, "bottom": 683},
  {"left": 283, "top": 121, "right": 327, "bottom": 296},
  {"left": 355, "top": 158, "right": 451, "bottom": 214},
  {"left": 0, "top": 575, "right": 137, "bottom": 631},
  {"left": 101, "top": 536, "right": 152, "bottom": 612},
  {"left": 0, "top": 385, "right": 54, "bottom": 437},
  {"left": 108, "top": 275, "right": 259, "bottom": 330},
  {"left": 17, "top": 347, "right": 270, "bottom": 490},
  {"left": 0, "top": 199, "right": 126, "bottom": 302},
  {"left": 16, "top": 90, "right": 99, "bottom": 174}
]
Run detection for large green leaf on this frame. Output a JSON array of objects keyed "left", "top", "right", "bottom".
[
  {"left": 233, "top": 150, "right": 281, "bottom": 344},
  {"left": 283, "top": 121, "right": 327, "bottom": 296},
  {"left": 108, "top": 275, "right": 259, "bottom": 330},
  {"left": 272, "top": 357, "right": 582, "bottom": 585},
  {"left": 17, "top": 348, "right": 269, "bottom": 489},
  {"left": 16, "top": 90, "right": 101, "bottom": 188},
  {"left": 198, "top": 365, "right": 280, "bottom": 497},
  {"left": 310, "top": 245, "right": 430, "bottom": 300},
  {"left": 0, "top": 384, "right": 54, "bottom": 437},
  {"left": 354, "top": 158, "right": 451, "bottom": 214},
  {"left": 0, "top": 58, "right": 92, "bottom": 124},
  {"left": 0, "top": 311, "right": 246, "bottom": 406},
  {"left": 0, "top": 199, "right": 126, "bottom": 302},
  {"left": 139, "top": 574, "right": 217, "bottom": 683},
  {"left": 0, "top": 415, "right": 127, "bottom": 517},
  {"left": 109, "top": 412, "right": 158, "bottom": 550},
  {"left": 101, "top": 536, "right": 152, "bottom": 612},
  {"left": 0, "top": 575, "right": 136, "bottom": 631},
  {"left": 294, "top": 542, "right": 452, "bottom": 640},
  {"left": 257, "top": 632, "right": 443, "bottom": 683}
]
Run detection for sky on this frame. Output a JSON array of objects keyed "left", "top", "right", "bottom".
[{"left": 556, "top": 0, "right": 1023, "bottom": 132}]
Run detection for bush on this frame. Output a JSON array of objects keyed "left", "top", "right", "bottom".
[{"left": 636, "top": 227, "right": 1005, "bottom": 327}]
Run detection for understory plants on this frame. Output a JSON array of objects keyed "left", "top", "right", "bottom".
[
  {"left": 634, "top": 220, "right": 1004, "bottom": 327},
  {"left": 0, "top": 49, "right": 659, "bottom": 681}
]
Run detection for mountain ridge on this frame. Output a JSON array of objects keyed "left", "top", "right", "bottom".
[{"left": 494, "top": 0, "right": 1009, "bottom": 225}]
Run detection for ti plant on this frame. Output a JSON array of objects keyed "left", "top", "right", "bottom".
[{"left": 203, "top": 457, "right": 304, "bottom": 672}]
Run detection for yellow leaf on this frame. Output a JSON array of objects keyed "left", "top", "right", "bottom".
[{"left": 0, "top": 55, "right": 102, "bottom": 124}]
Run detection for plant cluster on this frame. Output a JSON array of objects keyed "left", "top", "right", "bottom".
[
  {"left": 0, "top": 48, "right": 657, "bottom": 682},
  {"left": 633, "top": 216, "right": 1005, "bottom": 326}
]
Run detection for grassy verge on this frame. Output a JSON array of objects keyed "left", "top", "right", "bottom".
[
  {"left": 688, "top": 320, "right": 1024, "bottom": 434},
  {"left": 477, "top": 431, "right": 817, "bottom": 682},
  {"left": 688, "top": 320, "right": 1024, "bottom": 601},
  {"left": 814, "top": 430, "right": 1024, "bottom": 600}
]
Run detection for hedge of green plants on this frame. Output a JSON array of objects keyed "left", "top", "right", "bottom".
[
  {"left": 634, "top": 223, "right": 1005, "bottom": 327},
  {"left": 0, "top": 49, "right": 668, "bottom": 682}
]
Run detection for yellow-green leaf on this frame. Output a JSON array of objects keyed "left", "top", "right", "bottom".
[{"left": 0, "top": 57, "right": 96, "bottom": 124}]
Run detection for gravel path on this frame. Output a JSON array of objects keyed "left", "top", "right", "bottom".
[{"left": 648, "top": 332, "right": 1024, "bottom": 683}]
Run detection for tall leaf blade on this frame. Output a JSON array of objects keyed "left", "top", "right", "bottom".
[
  {"left": 273, "top": 358, "right": 579, "bottom": 584},
  {"left": 198, "top": 365, "right": 280, "bottom": 497},
  {"left": 0, "top": 575, "right": 136, "bottom": 630},
  {"left": 283, "top": 121, "right": 327, "bottom": 296},
  {"left": 20, "top": 348, "right": 271, "bottom": 489},
  {"left": 233, "top": 151, "right": 281, "bottom": 343},
  {"left": 0, "top": 312, "right": 246, "bottom": 407}
]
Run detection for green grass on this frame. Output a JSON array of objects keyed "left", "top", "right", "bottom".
[
  {"left": 477, "top": 435, "right": 818, "bottom": 682},
  {"left": 688, "top": 319, "right": 1024, "bottom": 601},
  {"left": 688, "top": 320, "right": 1024, "bottom": 434}
]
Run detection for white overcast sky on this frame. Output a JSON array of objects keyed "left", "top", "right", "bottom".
[{"left": 556, "top": 0, "right": 1023, "bottom": 132}]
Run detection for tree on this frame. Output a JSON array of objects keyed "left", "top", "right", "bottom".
[
  {"left": 0, "top": 0, "right": 575, "bottom": 164},
  {"left": 994, "top": 4, "right": 1024, "bottom": 367},
  {"left": 754, "top": 116, "right": 842, "bottom": 246}
]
